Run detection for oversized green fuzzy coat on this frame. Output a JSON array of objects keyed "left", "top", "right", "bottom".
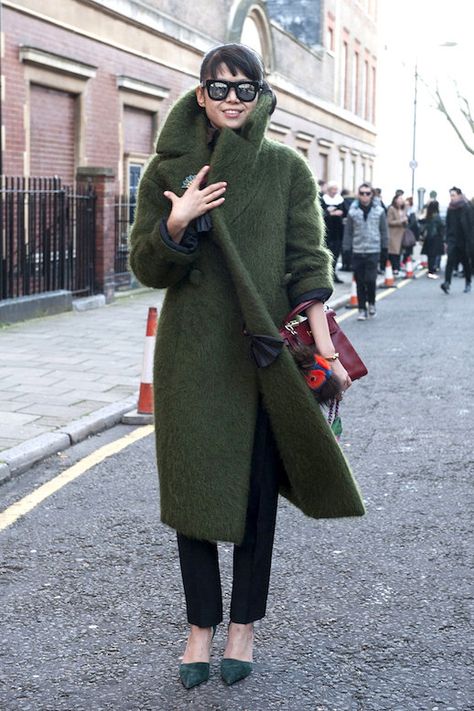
[{"left": 129, "top": 90, "right": 365, "bottom": 544}]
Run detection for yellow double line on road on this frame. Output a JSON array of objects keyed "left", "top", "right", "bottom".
[
  {"left": 0, "top": 273, "right": 421, "bottom": 533},
  {"left": 0, "top": 425, "right": 153, "bottom": 532}
]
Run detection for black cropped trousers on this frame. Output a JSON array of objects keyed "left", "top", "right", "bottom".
[{"left": 176, "top": 405, "right": 281, "bottom": 627}]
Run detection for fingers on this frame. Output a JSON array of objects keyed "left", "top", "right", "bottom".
[
  {"left": 192, "top": 165, "right": 210, "bottom": 185},
  {"left": 205, "top": 196, "right": 226, "bottom": 211},
  {"left": 201, "top": 181, "right": 227, "bottom": 197},
  {"left": 202, "top": 185, "right": 227, "bottom": 204},
  {"left": 163, "top": 190, "right": 177, "bottom": 204}
]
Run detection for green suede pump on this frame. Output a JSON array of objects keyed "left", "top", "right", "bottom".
[
  {"left": 220, "top": 658, "right": 253, "bottom": 685},
  {"left": 179, "top": 625, "right": 217, "bottom": 690}
]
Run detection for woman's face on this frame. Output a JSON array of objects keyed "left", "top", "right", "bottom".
[
  {"left": 196, "top": 63, "right": 259, "bottom": 131},
  {"left": 396, "top": 195, "right": 405, "bottom": 208}
]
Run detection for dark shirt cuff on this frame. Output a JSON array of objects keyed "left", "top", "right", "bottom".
[
  {"left": 291, "top": 288, "right": 333, "bottom": 308},
  {"left": 159, "top": 218, "right": 199, "bottom": 254}
]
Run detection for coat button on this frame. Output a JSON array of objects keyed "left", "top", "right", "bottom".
[{"left": 189, "top": 268, "right": 203, "bottom": 286}]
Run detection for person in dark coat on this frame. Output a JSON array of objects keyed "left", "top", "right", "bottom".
[
  {"left": 321, "top": 181, "right": 347, "bottom": 283},
  {"left": 441, "top": 187, "right": 473, "bottom": 294},
  {"left": 340, "top": 189, "right": 354, "bottom": 271},
  {"left": 419, "top": 200, "right": 444, "bottom": 278},
  {"left": 129, "top": 44, "right": 364, "bottom": 690}
]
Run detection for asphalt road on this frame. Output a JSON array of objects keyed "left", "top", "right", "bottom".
[{"left": 1, "top": 274, "right": 473, "bottom": 711}]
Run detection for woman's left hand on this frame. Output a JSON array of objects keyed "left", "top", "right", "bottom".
[{"left": 331, "top": 359, "right": 352, "bottom": 399}]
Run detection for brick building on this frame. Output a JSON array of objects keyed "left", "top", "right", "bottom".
[{"left": 0, "top": 0, "right": 379, "bottom": 302}]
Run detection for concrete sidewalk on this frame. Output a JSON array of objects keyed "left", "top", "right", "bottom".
[{"left": 0, "top": 276, "right": 356, "bottom": 484}]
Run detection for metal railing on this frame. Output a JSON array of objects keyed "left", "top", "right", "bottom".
[
  {"left": 114, "top": 196, "right": 135, "bottom": 289},
  {"left": 0, "top": 176, "right": 96, "bottom": 300}
]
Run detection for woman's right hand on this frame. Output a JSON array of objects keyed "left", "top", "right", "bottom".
[{"left": 164, "top": 165, "right": 227, "bottom": 242}]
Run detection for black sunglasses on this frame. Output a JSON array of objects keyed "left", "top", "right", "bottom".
[
  {"left": 203, "top": 79, "right": 262, "bottom": 102},
  {"left": 359, "top": 190, "right": 372, "bottom": 196}
]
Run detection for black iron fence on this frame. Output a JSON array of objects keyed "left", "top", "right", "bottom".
[
  {"left": 114, "top": 196, "right": 135, "bottom": 288},
  {"left": 0, "top": 176, "right": 96, "bottom": 301}
]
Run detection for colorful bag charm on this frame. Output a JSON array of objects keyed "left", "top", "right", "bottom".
[{"left": 327, "top": 399, "right": 343, "bottom": 441}]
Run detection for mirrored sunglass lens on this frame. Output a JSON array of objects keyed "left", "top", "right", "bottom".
[
  {"left": 237, "top": 83, "right": 257, "bottom": 100},
  {"left": 208, "top": 82, "right": 228, "bottom": 99}
]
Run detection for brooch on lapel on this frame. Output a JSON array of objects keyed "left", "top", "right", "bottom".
[{"left": 181, "top": 174, "right": 197, "bottom": 189}]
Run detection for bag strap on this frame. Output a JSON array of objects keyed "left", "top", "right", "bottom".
[
  {"left": 284, "top": 301, "right": 337, "bottom": 325},
  {"left": 283, "top": 300, "right": 318, "bottom": 322}
]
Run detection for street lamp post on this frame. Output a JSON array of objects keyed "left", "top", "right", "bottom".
[{"left": 409, "top": 62, "right": 418, "bottom": 198}]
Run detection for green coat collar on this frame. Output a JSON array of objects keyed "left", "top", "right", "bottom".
[{"left": 156, "top": 90, "right": 272, "bottom": 225}]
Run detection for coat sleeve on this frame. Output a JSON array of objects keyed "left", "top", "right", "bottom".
[
  {"left": 285, "top": 158, "right": 333, "bottom": 304},
  {"left": 128, "top": 160, "right": 200, "bottom": 289},
  {"left": 379, "top": 210, "right": 388, "bottom": 248},
  {"left": 343, "top": 214, "right": 353, "bottom": 252}
]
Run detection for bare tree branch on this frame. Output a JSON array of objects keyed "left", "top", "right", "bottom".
[
  {"left": 455, "top": 84, "right": 474, "bottom": 133},
  {"left": 435, "top": 86, "right": 474, "bottom": 155}
]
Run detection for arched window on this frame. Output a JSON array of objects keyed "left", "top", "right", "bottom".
[
  {"left": 241, "top": 15, "right": 264, "bottom": 57},
  {"left": 227, "top": 1, "right": 274, "bottom": 71}
]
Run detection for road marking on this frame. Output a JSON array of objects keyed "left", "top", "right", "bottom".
[
  {"left": 336, "top": 276, "right": 415, "bottom": 322},
  {"left": 0, "top": 425, "right": 154, "bottom": 532}
]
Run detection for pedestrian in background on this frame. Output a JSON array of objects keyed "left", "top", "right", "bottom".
[
  {"left": 321, "top": 181, "right": 347, "bottom": 283},
  {"left": 129, "top": 43, "right": 363, "bottom": 690},
  {"left": 387, "top": 194, "right": 408, "bottom": 275},
  {"left": 402, "top": 196, "right": 420, "bottom": 265},
  {"left": 374, "top": 187, "right": 387, "bottom": 213},
  {"left": 340, "top": 188, "right": 354, "bottom": 271},
  {"left": 343, "top": 182, "right": 388, "bottom": 320},
  {"left": 441, "top": 186, "right": 473, "bottom": 294},
  {"left": 419, "top": 200, "right": 444, "bottom": 279},
  {"left": 374, "top": 188, "right": 388, "bottom": 271}
]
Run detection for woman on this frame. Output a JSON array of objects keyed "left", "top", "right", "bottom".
[
  {"left": 419, "top": 200, "right": 444, "bottom": 278},
  {"left": 129, "top": 43, "right": 364, "bottom": 690},
  {"left": 321, "top": 181, "right": 347, "bottom": 283},
  {"left": 402, "top": 196, "right": 420, "bottom": 264},
  {"left": 387, "top": 194, "right": 408, "bottom": 274}
]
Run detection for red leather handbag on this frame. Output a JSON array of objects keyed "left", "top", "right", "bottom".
[{"left": 279, "top": 300, "right": 368, "bottom": 381}]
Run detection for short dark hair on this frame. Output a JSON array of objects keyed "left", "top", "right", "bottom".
[
  {"left": 358, "top": 183, "right": 372, "bottom": 193},
  {"left": 199, "top": 43, "right": 277, "bottom": 114},
  {"left": 449, "top": 186, "right": 462, "bottom": 195},
  {"left": 200, "top": 43, "right": 264, "bottom": 82}
]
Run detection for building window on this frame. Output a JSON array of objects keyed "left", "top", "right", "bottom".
[
  {"left": 351, "top": 158, "right": 357, "bottom": 192},
  {"left": 352, "top": 49, "right": 360, "bottom": 114},
  {"left": 340, "top": 156, "right": 346, "bottom": 190},
  {"left": 341, "top": 40, "right": 349, "bottom": 109},
  {"left": 297, "top": 145, "right": 309, "bottom": 158},
  {"left": 122, "top": 105, "right": 154, "bottom": 194},
  {"left": 371, "top": 64, "right": 377, "bottom": 123},
  {"left": 326, "top": 13, "right": 335, "bottom": 51},
  {"left": 363, "top": 58, "right": 370, "bottom": 120},
  {"left": 237, "top": 6, "right": 273, "bottom": 71},
  {"left": 319, "top": 152, "right": 329, "bottom": 181}
]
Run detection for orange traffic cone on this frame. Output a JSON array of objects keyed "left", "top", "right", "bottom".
[
  {"left": 405, "top": 256, "right": 414, "bottom": 278},
  {"left": 137, "top": 307, "right": 158, "bottom": 415},
  {"left": 382, "top": 259, "right": 395, "bottom": 288},
  {"left": 345, "top": 276, "right": 358, "bottom": 308}
]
